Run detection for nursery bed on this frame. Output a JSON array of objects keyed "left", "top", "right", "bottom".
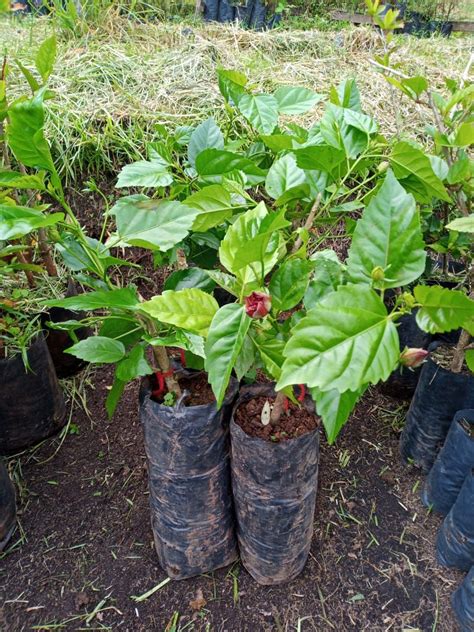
[{"left": 0, "top": 368, "right": 464, "bottom": 631}]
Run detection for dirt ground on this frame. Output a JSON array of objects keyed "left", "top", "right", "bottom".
[{"left": 0, "top": 365, "right": 465, "bottom": 632}]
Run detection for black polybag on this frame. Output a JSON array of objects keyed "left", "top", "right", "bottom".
[
  {"left": 230, "top": 383, "right": 320, "bottom": 585},
  {"left": 452, "top": 566, "right": 474, "bottom": 632},
  {"left": 139, "top": 375, "right": 239, "bottom": 579},
  {"left": 437, "top": 469, "right": 474, "bottom": 572},
  {"left": 42, "top": 306, "right": 90, "bottom": 378},
  {"left": 400, "top": 354, "right": 474, "bottom": 471},
  {"left": 422, "top": 410, "right": 474, "bottom": 515},
  {"left": 0, "top": 461, "right": 16, "bottom": 551},
  {"left": 203, "top": 0, "right": 280, "bottom": 30},
  {"left": 0, "top": 333, "right": 66, "bottom": 455}
]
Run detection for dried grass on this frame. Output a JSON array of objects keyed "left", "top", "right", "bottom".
[{"left": 0, "top": 15, "right": 471, "bottom": 179}]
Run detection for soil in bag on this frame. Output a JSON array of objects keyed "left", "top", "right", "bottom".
[
  {"left": 400, "top": 345, "right": 474, "bottom": 472},
  {"left": 231, "top": 383, "right": 320, "bottom": 585},
  {"left": 437, "top": 469, "right": 474, "bottom": 572},
  {"left": 0, "top": 461, "right": 16, "bottom": 551},
  {"left": 422, "top": 409, "right": 474, "bottom": 515},
  {"left": 452, "top": 566, "right": 474, "bottom": 632},
  {"left": 0, "top": 333, "right": 66, "bottom": 455},
  {"left": 139, "top": 373, "right": 239, "bottom": 580},
  {"left": 380, "top": 310, "right": 432, "bottom": 400}
]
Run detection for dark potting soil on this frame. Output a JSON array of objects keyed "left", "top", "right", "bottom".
[
  {"left": 235, "top": 395, "right": 319, "bottom": 441},
  {"left": 151, "top": 371, "right": 216, "bottom": 407},
  {"left": 1, "top": 369, "right": 463, "bottom": 631},
  {"left": 431, "top": 343, "right": 471, "bottom": 375}
]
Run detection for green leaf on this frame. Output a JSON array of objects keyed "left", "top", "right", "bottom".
[
  {"left": 234, "top": 335, "right": 255, "bottom": 380},
  {"left": 187, "top": 118, "right": 224, "bottom": 168},
  {"left": 217, "top": 68, "right": 248, "bottom": 105},
  {"left": 237, "top": 94, "right": 279, "bottom": 135},
  {"left": 110, "top": 197, "right": 198, "bottom": 251},
  {"left": 99, "top": 316, "right": 144, "bottom": 348},
  {"left": 205, "top": 269, "right": 241, "bottom": 297},
  {"left": 446, "top": 215, "right": 474, "bottom": 233},
  {"left": 269, "top": 258, "right": 312, "bottom": 313},
  {"left": 343, "top": 109, "right": 378, "bottom": 135},
  {"left": 265, "top": 154, "right": 306, "bottom": 200},
  {"left": 414, "top": 285, "right": 474, "bottom": 334},
  {"left": 116, "top": 345, "right": 152, "bottom": 382},
  {"left": 0, "top": 205, "right": 63, "bottom": 239},
  {"left": 466, "top": 349, "right": 474, "bottom": 372},
  {"left": 15, "top": 60, "right": 40, "bottom": 93},
  {"left": 304, "top": 250, "right": 344, "bottom": 308},
  {"left": 454, "top": 122, "right": 474, "bottom": 148},
  {"left": 330, "top": 79, "right": 362, "bottom": 112},
  {"left": 45, "top": 287, "right": 139, "bottom": 311},
  {"left": 164, "top": 268, "right": 215, "bottom": 293},
  {"left": 390, "top": 141, "right": 451, "bottom": 202},
  {"left": 116, "top": 158, "right": 173, "bottom": 188},
  {"left": 277, "top": 285, "right": 399, "bottom": 393},
  {"left": 183, "top": 184, "right": 234, "bottom": 231},
  {"left": 66, "top": 337, "right": 126, "bottom": 363},
  {"left": 205, "top": 304, "right": 251, "bottom": 407},
  {"left": 295, "top": 144, "right": 346, "bottom": 174},
  {"left": 346, "top": 170, "right": 426, "bottom": 288},
  {"left": 140, "top": 288, "right": 219, "bottom": 336},
  {"left": 255, "top": 337, "right": 286, "bottom": 381},
  {"left": 106, "top": 374, "right": 126, "bottom": 418},
  {"left": 312, "top": 386, "right": 367, "bottom": 444},
  {"left": 320, "top": 104, "right": 368, "bottom": 158},
  {"left": 0, "top": 170, "right": 46, "bottom": 190},
  {"left": 195, "top": 149, "right": 266, "bottom": 186},
  {"left": 273, "top": 86, "right": 323, "bottom": 114},
  {"left": 35, "top": 36, "right": 57, "bottom": 82},
  {"left": 260, "top": 134, "right": 295, "bottom": 153}
]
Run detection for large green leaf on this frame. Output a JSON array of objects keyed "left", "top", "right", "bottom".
[
  {"left": 330, "top": 79, "right": 362, "bottom": 112},
  {"left": 217, "top": 68, "right": 248, "bottom": 105},
  {"left": 446, "top": 215, "right": 474, "bottom": 233},
  {"left": 140, "top": 288, "right": 219, "bottom": 336},
  {"left": 0, "top": 205, "right": 63, "bottom": 240},
  {"left": 66, "top": 336, "right": 126, "bottom": 363},
  {"left": 312, "top": 386, "right": 367, "bottom": 444},
  {"left": 110, "top": 197, "right": 198, "bottom": 251},
  {"left": 187, "top": 118, "right": 224, "bottom": 168},
  {"left": 116, "top": 158, "right": 173, "bottom": 188},
  {"left": 346, "top": 170, "right": 426, "bottom": 288},
  {"left": 414, "top": 285, "right": 474, "bottom": 334},
  {"left": 0, "top": 170, "right": 46, "bottom": 190},
  {"left": 237, "top": 94, "right": 279, "bottom": 135},
  {"left": 277, "top": 285, "right": 400, "bottom": 393},
  {"left": 390, "top": 141, "right": 451, "bottom": 202},
  {"left": 265, "top": 154, "right": 306, "bottom": 200},
  {"left": 183, "top": 184, "right": 234, "bottom": 231},
  {"left": 116, "top": 345, "right": 153, "bottom": 381},
  {"left": 295, "top": 144, "right": 346, "bottom": 174},
  {"left": 273, "top": 86, "right": 323, "bottom": 115},
  {"left": 320, "top": 104, "right": 368, "bottom": 158},
  {"left": 205, "top": 304, "right": 251, "bottom": 407},
  {"left": 269, "top": 258, "right": 313, "bottom": 313},
  {"left": 45, "top": 287, "right": 139, "bottom": 311},
  {"left": 164, "top": 268, "right": 215, "bottom": 293},
  {"left": 255, "top": 337, "right": 286, "bottom": 381},
  {"left": 195, "top": 148, "right": 266, "bottom": 186},
  {"left": 35, "top": 35, "right": 57, "bottom": 82}
]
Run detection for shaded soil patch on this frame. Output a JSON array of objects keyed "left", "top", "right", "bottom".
[{"left": 0, "top": 372, "right": 463, "bottom": 631}]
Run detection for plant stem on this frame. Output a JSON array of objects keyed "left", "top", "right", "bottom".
[
  {"left": 291, "top": 193, "right": 322, "bottom": 254},
  {"left": 38, "top": 227, "right": 58, "bottom": 276},
  {"left": 151, "top": 345, "right": 182, "bottom": 398},
  {"left": 270, "top": 390, "right": 287, "bottom": 425}
]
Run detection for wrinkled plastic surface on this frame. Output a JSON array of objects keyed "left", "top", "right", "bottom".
[
  {"left": 452, "top": 566, "right": 474, "bottom": 632},
  {"left": 0, "top": 334, "right": 66, "bottom": 455},
  {"left": 400, "top": 355, "right": 474, "bottom": 472},
  {"left": 230, "top": 383, "right": 320, "bottom": 585},
  {"left": 380, "top": 311, "right": 432, "bottom": 400},
  {"left": 437, "top": 470, "right": 474, "bottom": 572},
  {"left": 139, "top": 376, "right": 239, "bottom": 579},
  {"left": 422, "top": 410, "right": 474, "bottom": 515},
  {"left": 0, "top": 462, "right": 16, "bottom": 551},
  {"left": 42, "top": 306, "right": 90, "bottom": 378}
]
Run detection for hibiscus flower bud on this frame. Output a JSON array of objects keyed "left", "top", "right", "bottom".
[
  {"left": 400, "top": 347, "right": 429, "bottom": 368},
  {"left": 371, "top": 266, "right": 385, "bottom": 282},
  {"left": 244, "top": 292, "right": 272, "bottom": 319}
]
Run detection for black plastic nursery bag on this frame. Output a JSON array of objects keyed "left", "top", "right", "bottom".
[
  {"left": 0, "top": 333, "right": 66, "bottom": 455},
  {"left": 139, "top": 376, "right": 239, "bottom": 580},
  {"left": 422, "top": 409, "right": 474, "bottom": 515},
  {"left": 452, "top": 565, "right": 474, "bottom": 632},
  {"left": 230, "top": 383, "right": 320, "bottom": 585},
  {"left": 0, "top": 461, "right": 16, "bottom": 551}
]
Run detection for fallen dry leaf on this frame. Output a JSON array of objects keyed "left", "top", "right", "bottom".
[{"left": 189, "top": 588, "right": 206, "bottom": 611}]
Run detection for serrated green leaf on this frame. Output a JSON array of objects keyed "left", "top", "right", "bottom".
[
  {"left": 273, "top": 86, "right": 323, "bottom": 115},
  {"left": 414, "top": 285, "right": 474, "bottom": 334},
  {"left": 269, "top": 258, "right": 312, "bottom": 313},
  {"left": 116, "top": 345, "right": 152, "bottom": 381},
  {"left": 140, "top": 288, "right": 219, "bottom": 336},
  {"left": 195, "top": 148, "right": 266, "bottom": 186},
  {"left": 187, "top": 118, "right": 224, "bottom": 168},
  {"left": 116, "top": 158, "right": 173, "bottom": 188},
  {"left": 446, "top": 215, "right": 474, "bottom": 233},
  {"left": 330, "top": 79, "right": 362, "bottom": 112},
  {"left": 45, "top": 287, "right": 139, "bottom": 311},
  {"left": 237, "top": 94, "right": 279, "bottom": 135},
  {"left": 312, "top": 386, "right": 367, "bottom": 444},
  {"left": 343, "top": 109, "right": 378, "bottom": 135},
  {"left": 205, "top": 304, "right": 251, "bottom": 407},
  {"left": 265, "top": 154, "right": 306, "bottom": 200},
  {"left": 183, "top": 184, "right": 234, "bottom": 231},
  {"left": 277, "top": 285, "right": 399, "bottom": 392},
  {"left": 35, "top": 36, "right": 56, "bottom": 82},
  {"left": 110, "top": 197, "right": 198, "bottom": 251},
  {"left": 390, "top": 141, "right": 451, "bottom": 202},
  {"left": 66, "top": 337, "right": 126, "bottom": 363},
  {"left": 346, "top": 170, "right": 426, "bottom": 288}
]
